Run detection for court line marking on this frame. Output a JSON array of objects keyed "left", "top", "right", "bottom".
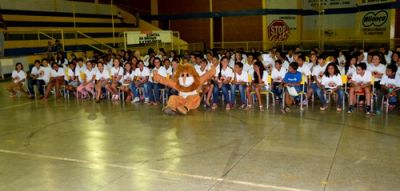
[
  {"left": 0, "top": 149, "right": 312, "bottom": 191},
  {"left": 0, "top": 101, "right": 35, "bottom": 110}
]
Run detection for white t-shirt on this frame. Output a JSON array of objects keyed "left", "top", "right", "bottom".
[
  {"left": 243, "top": 63, "right": 252, "bottom": 72},
  {"left": 380, "top": 75, "right": 400, "bottom": 88},
  {"left": 346, "top": 65, "right": 356, "bottom": 77},
  {"left": 106, "top": 59, "right": 113, "bottom": 71},
  {"left": 165, "top": 66, "right": 173, "bottom": 76},
  {"left": 214, "top": 66, "right": 234, "bottom": 79},
  {"left": 50, "top": 68, "right": 64, "bottom": 78},
  {"left": 297, "top": 63, "right": 311, "bottom": 76},
  {"left": 306, "top": 62, "right": 314, "bottom": 70},
  {"left": 286, "top": 55, "right": 294, "bottom": 63},
  {"left": 282, "top": 60, "right": 290, "bottom": 70},
  {"left": 271, "top": 68, "right": 287, "bottom": 82},
  {"left": 134, "top": 67, "right": 150, "bottom": 78},
  {"left": 111, "top": 66, "right": 124, "bottom": 78},
  {"left": 11, "top": 70, "right": 26, "bottom": 82},
  {"left": 64, "top": 67, "right": 74, "bottom": 81},
  {"left": 261, "top": 71, "right": 270, "bottom": 87},
  {"left": 321, "top": 74, "right": 343, "bottom": 89},
  {"left": 121, "top": 72, "right": 134, "bottom": 84},
  {"left": 196, "top": 67, "right": 208, "bottom": 76},
  {"left": 38, "top": 66, "right": 52, "bottom": 83},
  {"left": 352, "top": 71, "right": 372, "bottom": 84},
  {"left": 367, "top": 63, "right": 386, "bottom": 81},
  {"left": 150, "top": 66, "right": 167, "bottom": 82},
  {"left": 194, "top": 64, "right": 201, "bottom": 72},
  {"left": 228, "top": 59, "right": 235, "bottom": 68},
  {"left": 312, "top": 64, "right": 327, "bottom": 82},
  {"left": 84, "top": 68, "right": 96, "bottom": 82},
  {"left": 75, "top": 64, "right": 86, "bottom": 83},
  {"left": 30, "top": 66, "right": 42, "bottom": 76},
  {"left": 234, "top": 71, "right": 249, "bottom": 83},
  {"left": 95, "top": 69, "right": 110, "bottom": 81}
]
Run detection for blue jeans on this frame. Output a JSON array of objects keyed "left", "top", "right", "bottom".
[
  {"left": 213, "top": 84, "right": 231, "bottom": 104},
  {"left": 272, "top": 82, "right": 283, "bottom": 100},
  {"left": 130, "top": 82, "right": 149, "bottom": 98},
  {"left": 311, "top": 83, "right": 326, "bottom": 106},
  {"left": 148, "top": 82, "right": 164, "bottom": 102},
  {"left": 231, "top": 84, "right": 247, "bottom": 105},
  {"left": 334, "top": 88, "right": 344, "bottom": 108}
]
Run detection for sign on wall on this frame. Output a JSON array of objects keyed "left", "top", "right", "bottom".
[
  {"left": 267, "top": 15, "right": 298, "bottom": 42},
  {"left": 268, "top": 20, "right": 290, "bottom": 42},
  {"left": 304, "top": 0, "right": 356, "bottom": 9},
  {"left": 360, "top": 10, "right": 390, "bottom": 37},
  {"left": 126, "top": 31, "right": 173, "bottom": 45}
]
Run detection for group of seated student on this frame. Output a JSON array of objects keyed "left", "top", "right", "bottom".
[{"left": 5, "top": 45, "right": 400, "bottom": 115}]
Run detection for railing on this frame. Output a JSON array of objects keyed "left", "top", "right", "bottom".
[
  {"left": 75, "top": 30, "right": 115, "bottom": 53},
  {"left": 4, "top": 29, "right": 119, "bottom": 55},
  {"left": 37, "top": 29, "right": 65, "bottom": 50}
]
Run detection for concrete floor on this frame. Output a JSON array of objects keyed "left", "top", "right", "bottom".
[{"left": 0, "top": 83, "right": 400, "bottom": 191}]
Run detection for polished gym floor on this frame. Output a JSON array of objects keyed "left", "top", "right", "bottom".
[{"left": 0, "top": 83, "right": 399, "bottom": 191}]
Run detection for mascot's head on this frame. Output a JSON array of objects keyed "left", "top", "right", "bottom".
[{"left": 173, "top": 63, "right": 200, "bottom": 92}]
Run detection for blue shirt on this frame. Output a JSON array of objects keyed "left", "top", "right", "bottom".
[{"left": 283, "top": 71, "right": 302, "bottom": 84}]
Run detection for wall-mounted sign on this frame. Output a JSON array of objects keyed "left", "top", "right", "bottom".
[
  {"left": 268, "top": 20, "right": 290, "bottom": 42},
  {"left": 362, "top": 10, "right": 388, "bottom": 27},
  {"left": 360, "top": 10, "right": 389, "bottom": 36},
  {"left": 126, "top": 31, "right": 173, "bottom": 45}
]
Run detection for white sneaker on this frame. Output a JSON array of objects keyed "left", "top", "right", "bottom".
[
  {"left": 131, "top": 97, "right": 140, "bottom": 103},
  {"left": 144, "top": 98, "right": 149, "bottom": 104}
]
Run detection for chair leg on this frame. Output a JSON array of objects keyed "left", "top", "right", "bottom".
[
  {"left": 282, "top": 89, "right": 285, "bottom": 109},
  {"left": 300, "top": 93, "right": 303, "bottom": 110}
]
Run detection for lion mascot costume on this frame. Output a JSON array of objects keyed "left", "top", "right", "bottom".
[{"left": 153, "top": 63, "right": 216, "bottom": 115}]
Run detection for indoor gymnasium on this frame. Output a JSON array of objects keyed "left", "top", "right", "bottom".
[{"left": 0, "top": 0, "right": 400, "bottom": 190}]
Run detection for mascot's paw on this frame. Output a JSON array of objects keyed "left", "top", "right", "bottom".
[
  {"left": 176, "top": 106, "right": 189, "bottom": 115},
  {"left": 163, "top": 107, "right": 177, "bottom": 116}
]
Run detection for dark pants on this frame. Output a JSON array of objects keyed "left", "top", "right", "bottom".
[
  {"left": 28, "top": 78, "right": 45, "bottom": 96},
  {"left": 148, "top": 83, "right": 165, "bottom": 102},
  {"left": 272, "top": 82, "right": 283, "bottom": 100},
  {"left": 213, "top": 84, "right": 231, "bottom": 104},
  {"left": 374, "top": 81, "right": 382, "bottom": 111}
]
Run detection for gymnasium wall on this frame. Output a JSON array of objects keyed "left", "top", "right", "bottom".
[
  {"left": 145, "top": 0, "right": 399, "bottom": 50},
  {"left": 158, "top": 0, "right": 210, "bottom": 47}
]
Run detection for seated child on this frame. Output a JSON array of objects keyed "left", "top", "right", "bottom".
[
  {"left": 230, "top": 62, "right": 249, "bottom": 109},
  {"left": 110, "top": 59, "right": 124, "bottom": 101},
  {"left": 246, "top": 61, "right": 268, "bottom": 111},
  {"left": 282, "top": 62, "right": 302, "bottom": 113},
  {"left": 120, "top": 63, "right": 134, "bottom": 102},
  {"left": 212, "top": 56, "right": 233, "bottom": 110},
  {"left": 321, "top": 63, "right": 344, "bottom": 111},
  {"left": 196, "top": 58, "right": 213, "bottom": 107},
  {"left": 65, "top": 62, "right": 77, "bottom": 92},
  {"left": 6, "top": 62, "right": 28, "bottom": 97},
  {"left": 27, "top": 60, "right": 43, "bottom": 98},
  {"left": 95, "top": 62, "right": 112, "bottom": 103},
  {"left": 76, "top": 61, "right": 96, "bottom": 99},
  {"left": 131, "top": 60, "right": 150, "bottom": 103},
  {"left": 271, "top": 60, "right": 287, "bottom": 101},
  {"left": 348, "top": 62, "right": 372, "bottom": 114},
  {"left": 44, "top": 63, "right": 64, "bottom": 100},
  {"left": 310, "top": 55, "right": 328, "bottom": 110},
  {"left": 377, "top": 64, "right": 400, "bottom": 111}
]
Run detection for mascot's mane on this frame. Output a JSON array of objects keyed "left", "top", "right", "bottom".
[{"left": 173, "top": 63, "right": 201, "bottom": 92}]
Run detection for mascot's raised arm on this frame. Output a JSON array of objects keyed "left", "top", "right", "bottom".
[{"left": 153, "top": 62, "right": 217, "bottom": 115}]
